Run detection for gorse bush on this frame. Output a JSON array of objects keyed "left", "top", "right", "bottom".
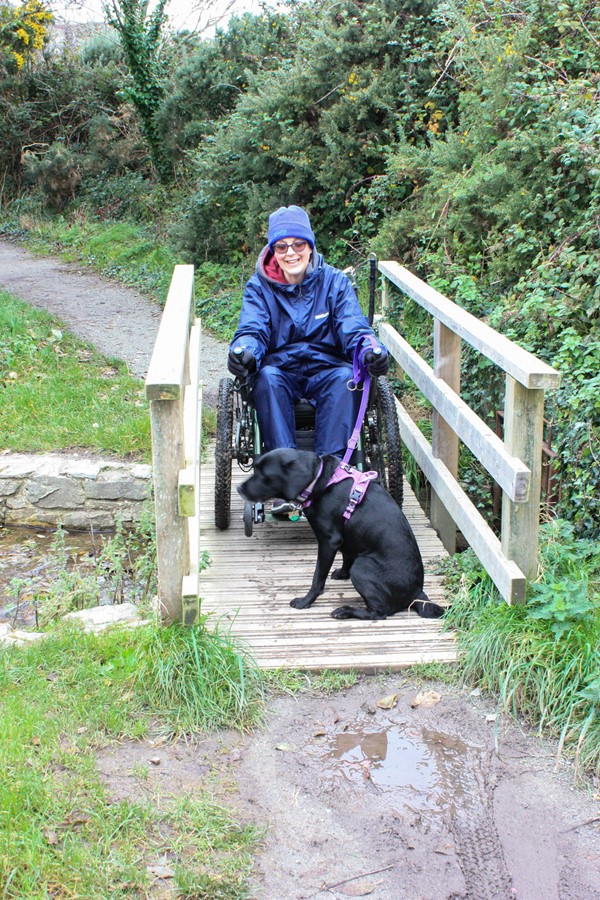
[
  {"left": 371, "top": 0, "right": 600, "bottom": 535},
  {"left": 23, "top": 142, "right": 81, "bottom": 210},
  {"left": 179, "top": 0, "right": 452, "bottom": 261}
]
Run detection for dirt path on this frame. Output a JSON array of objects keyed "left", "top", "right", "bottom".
[
  {"left": 0, "top": 239, "right": 228, "bottom": 404},
  {"left": 2, "top": 239, "right": 599, "bottom": 899}
]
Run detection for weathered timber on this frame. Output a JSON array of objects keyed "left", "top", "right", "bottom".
[
  {"left": 197, "top": 452, "right": 456, "bottom": 671},
  {"left": 379, "top": 261, "right": 561, "bottom": 390},
  {"left": 379, "top": 323, "right": 530, "bottom": 503},
  {"left": 393, "top": 398, "right": 526, "bottom": 603}
]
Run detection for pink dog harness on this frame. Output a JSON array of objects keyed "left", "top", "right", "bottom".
[
  {"left": 325, "top": 462, "right": 379, "bottom": 520},
  {"left": 293, "top": 460, "right": 378, "bottom": 522}
]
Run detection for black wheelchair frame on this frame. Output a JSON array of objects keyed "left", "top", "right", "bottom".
[{"left": 213, "top": 258, "right": 404, "bottom": 536}]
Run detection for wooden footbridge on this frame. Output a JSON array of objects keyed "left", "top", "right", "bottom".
[{"left": 144, "top": 263, "right": 560, "bottom": 672}]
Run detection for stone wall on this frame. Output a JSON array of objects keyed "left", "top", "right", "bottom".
[{"left": 0, "top": 453, "right": 152, "bottom": 530}]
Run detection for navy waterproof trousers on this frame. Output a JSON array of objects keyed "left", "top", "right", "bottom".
[{"left": 252, "top": 364, "right": 363, "bottom": 457}]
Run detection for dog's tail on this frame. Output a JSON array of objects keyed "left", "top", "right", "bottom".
[{"left": 410, "top": 590, "right": 445, "bottom": 619}]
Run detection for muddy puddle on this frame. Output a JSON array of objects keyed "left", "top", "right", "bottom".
[
  {"left": 0, "top": 525, "right": 143, "bottom": 629},
  {"left": 315, "top": 714, "right": 470, "bottom": 816},
  {"left": 309, "top": 711, "right": 515, "bottom": 897},
  {"left": 321, "top": 717, "right": 468, "bottom": 814}
]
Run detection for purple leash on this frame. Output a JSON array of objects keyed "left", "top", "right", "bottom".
[
  {"left": 294, "top": 335, "right": 382, "bottom": 521},
  {"left": 341, "top": 335, "right": 381, "bottom": 465}
]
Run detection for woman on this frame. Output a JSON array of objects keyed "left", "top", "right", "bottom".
[{"left": 228, "top": 205, "right": 388, "bottom": 512}]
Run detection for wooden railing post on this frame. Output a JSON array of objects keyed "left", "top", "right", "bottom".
[
  {"left": 145, "top": 264, "right": 195, "bottom": 623},
  {"left": 149, "top": 396, "right": 189, "bottom": 622},
  {"left": 431, "top": 321, "right": 461, "bottom": 553},
  {"left": 501, "top": 376, "right": 545, "bottom": 591}
]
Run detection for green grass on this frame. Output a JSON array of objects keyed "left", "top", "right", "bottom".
[
  {"left": 0, "top": 291, "right": 151, "bottom": 458},
  {"left": 0, "top": 624, "right": 262, "bottom": 898},
  {"left": 442, "top": 521, "right": 600, "bottom": 779},
  {"left": 135, "top": 619, "right": 265, "bottom": 734}
]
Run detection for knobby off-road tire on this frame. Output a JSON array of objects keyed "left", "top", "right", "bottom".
[
  {"left": 214, "top": 377, "right": 234, "bottom": 530},
  {"left": 365, "top": 376, "right": 404, "bottom": 507}
]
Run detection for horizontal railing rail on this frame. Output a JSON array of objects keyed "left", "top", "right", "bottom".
[{"left": 378, "top": 261, "right": 561, "bottom": 603}]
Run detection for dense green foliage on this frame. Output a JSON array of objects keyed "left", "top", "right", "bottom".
[
  {"left": 372, "top": 0, "right": 600, "bottom": 535},
  {"left": 444, "top": 520, "right": 600, "bottom": 776},
  {"left": 180, "top": 0, "right": 452, "bottom": 260},
  {"left": 0, "top": 0, "right": 597, "bottom": 536},
  {"left": 104, "top": 0, "right": 172, "bottom": 182}
]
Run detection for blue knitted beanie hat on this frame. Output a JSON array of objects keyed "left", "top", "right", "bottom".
[{"left": 267, "top": 205, "right": 315, "bottom": 248}]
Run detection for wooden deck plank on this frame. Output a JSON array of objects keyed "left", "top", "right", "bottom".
[{"left": 197, "top": 446, "right": 457, "bottom": 671}]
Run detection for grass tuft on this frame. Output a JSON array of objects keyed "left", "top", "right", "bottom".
[
  {"left": 442, "top": 522, "right": 600, "bottom": 779},
  {"left": 135, "top": 619, "right": 265, "bottom": 734}
]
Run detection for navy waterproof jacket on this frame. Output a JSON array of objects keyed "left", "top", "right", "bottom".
[{"left": 231, "top": 246, "right": 377, "bottom": 376}]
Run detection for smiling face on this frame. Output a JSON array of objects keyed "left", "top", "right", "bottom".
[{"left": 271, "top": 238, "right": 312, "bottom": 284}]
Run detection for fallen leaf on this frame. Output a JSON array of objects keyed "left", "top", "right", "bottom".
[
  {"left": 410, "top": 690, "right": 441, "bottom": 709},
  {"left": 339, "top": 879, "right": 382, "bottom": 896},
  {"left": 376, "top": 693, "right": 398, "bottom": 709},
  {"left": 147, "top": 864, "right": 175, "bottom": 879},
  {"left": 62, "top": 814, "right": 90, "bottom": 827}
]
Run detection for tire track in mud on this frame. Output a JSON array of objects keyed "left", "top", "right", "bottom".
[{"left": 434, "top": 735, "right": 514, "bottom": 900}]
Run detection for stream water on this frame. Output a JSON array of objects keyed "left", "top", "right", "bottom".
[{"left": 0, "top": 525, "right": 135, "bottom": 629}]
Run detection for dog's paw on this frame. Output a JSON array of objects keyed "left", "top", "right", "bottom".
[
  {"left": 330, "top": 605, "right": 355, "bottom": 618},
  {"left": 331, "top": 567, "right": 350, "bottom": 581},
  {"left": 290, "top": 596, "right": 313, "bottom": 609}
]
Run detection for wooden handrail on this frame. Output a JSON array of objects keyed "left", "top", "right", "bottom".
[
  {"left": 146, "top": 265, "right": 195, "bottom": 400},
  {"left": 145, "top": 265, "right": 198, "bottom": 623},
  {"left": 379, "top": 262, "right": 561, "bottom": 390},
  {"left": 378, "top": 260, "right": 561, "bottom": 603},
  {"left": 380, "top": 324, "right": 530, "bottom": 503}
]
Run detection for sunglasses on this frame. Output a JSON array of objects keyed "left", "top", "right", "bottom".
[{"left": 272, "top": 240, "right": 309, "bottom": 255}]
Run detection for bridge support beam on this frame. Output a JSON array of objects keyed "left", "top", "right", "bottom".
[
  {"left": 501, "top": 377, "right": 545, "bottom": 591},
  {"left": 150, "top": 396, "right": 189, "bottom": 622},
  {"left": 431, "top": 321, "right": 460, "bottom": 554}
]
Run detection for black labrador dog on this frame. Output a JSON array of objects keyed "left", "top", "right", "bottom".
[{"left": 238, "top": 448, "right": 444, "bottom": 621}]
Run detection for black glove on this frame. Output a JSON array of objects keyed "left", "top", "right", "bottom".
[
  {"left": 228, "top": 346, "right": 257, "bottom": 377},
  {"left": 363, "top": 346, "right": 389, "bottom": 376}
]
